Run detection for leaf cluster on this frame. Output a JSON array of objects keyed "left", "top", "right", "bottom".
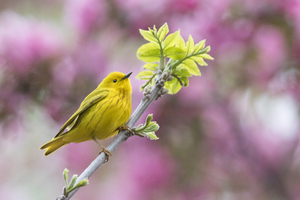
[
  {"left": 136, "top": 23, "right": 214, "bottom": 94},
  {"left": 62, "top": 168, "right": 88, "bottom": 198},
  {"left": 134, "top": 114, "right": 159, "bottom": 140}
]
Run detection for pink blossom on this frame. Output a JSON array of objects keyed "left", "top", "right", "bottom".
[
  {"left": 113, "top": 0, "right": 167, "bottom": 31},
  {"left": 167, "top": 0, "right": 199, "bottom": 14},
  {"left": 64, "top": 0, "right": 108, "bottom": 37},
  {"left": 202, "top": 103, "right": 237, "bottom": 154},
  {"left": 120, "top": 138, "right": 175, "bottom": 199},
  {"left": 0, "top": 12, "right": 64, "bottom": 75},
  {"left": 250, "top": 26, "right": 286, "bottom": 84},
  {"left": 51, "top": 58, "right": 78, "bottom": 90},
  {"left": 178, "top": 73, "right": 216, "bottom": 106},
  {"left": 72, "top": 41, "right": 107, "bottom": 78},
  {"left": 65, "top": 142, "right": 97, "bottom": 171}
]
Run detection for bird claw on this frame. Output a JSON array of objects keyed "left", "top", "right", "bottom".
[
  {"left": 93, "top": 138, "right": 112, "bottom": 162},
  {"left": 99, "top": 145, "right": 112, "bottom": 163},
  {"left": 118, "top": 125, "right": 135, "bottom": 136}
]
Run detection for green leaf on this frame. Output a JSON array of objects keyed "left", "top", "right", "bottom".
[
  {"left": 174, "top": 68, "right": 192, "bottom": 77},
  {"left": 201, "top": 45, "right": 211, "bottom": 54},
  {"left": 190, "top": 56, "right": 208, "bottom": 66},
  {"left": 157, "top": 23, "right": 169, "bottom": 42},
  {"left": 135, "top": 124, "right": 144, "bottom": 130},
  {"left": 177, "top": 36, "right": 186, "bottom": 50},
  {"left": 186, "top": 35, "right": 194, "bottom": 54},
  {"left": 193, "top": 39, "right": 206, "bottom": 53},
  {"left": 153, "top": 25, "right": 157, "bottom": 33},
  {"left": 136, "top": 70, "right": 154, "bottom": 80},
  {"left": 134, "top": 114, "right": 160, "bottom": 140},
  {"left": 183, "top": 59, "right": 201, "bottom": 75},
  {"left": 137, "top": 43, "right": 160, "bottom": 56},
  {"left": 138, "top": 49, "right": 161, "bottom": 62},
  {"left": 62, "top": 169, "right": 88, "bottom": 196},
  {"left": 147, "top": 121, "right": 156, "bottom": 127},
  {"left": 76, "top": 179, "right": 89, "bottom": 188},
  {"left": 181, "top": 77, "right": 189, "bottom": 87},
  {"left": 164, "top": 77, "right": 175, "bottom": 92},
  {"left": 146, "top": 114, "right": 153, "bottom": 125},
  {"left": 145, "top": 132, "right": 159, "bottom": 140},
  {"left": 143, "top": 122, "right": 159, "bottom": 132},
  {"left": 165, "top": 78, "right": 182, "bottom": 94},
  {"left": 171, "top": 79, "right": 182, "bottom": 94},
  {"left": 63, "top": 169, "right": 69, "bottom": 188},
  {"left": 164, "top": 30, "right": 180, "bottom": 49},
  {"left": 67, "top": 178, "right": 89, "bottom": 194},
  {"left": 68, "top": 175, "right": 78, "bottom": 190},
  {"left": 148, "top": 27, "right": 155, "bottom": 35},
  {"left": 164, "top": 47, "right": 186, "bottom": 60},
  {"left": 143, "top": 63, "right": 158, "bottom": 71},
  {"left": 139, "top": 29, "right": 158, "bottom": 43},
  {"left": 140, "top": 74, "right": 156, "bottom": 90},
  {"left": 134, "top": 114, "right": 155, "bottom": 132},
  {"left": 200, "top": 53, "right": 214, "bottom": 60}
]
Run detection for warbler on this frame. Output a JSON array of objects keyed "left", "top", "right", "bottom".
[{"left": 41, "top": 71, "right": 132, "bottom": 156}]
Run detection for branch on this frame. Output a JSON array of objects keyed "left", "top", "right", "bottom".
[
  {"left": 61, "top": 79, "right": 165, "bottom": 200},
  {"left": 56, "top": 23, "right": 213, "bottom": 199}
]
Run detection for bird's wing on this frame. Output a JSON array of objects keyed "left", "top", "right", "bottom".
[{"left": 54, "top": 89, "right": 109, "bottom": 138}]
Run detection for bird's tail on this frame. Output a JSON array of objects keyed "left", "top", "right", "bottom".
[{"left": 40, "top": 135, "right": 69, "bottom": 156}]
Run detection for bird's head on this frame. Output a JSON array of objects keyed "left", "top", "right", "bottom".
[{"left": 99, "top": 71, "right": 132, "bottom": 93}]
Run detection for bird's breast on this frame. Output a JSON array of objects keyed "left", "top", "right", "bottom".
[{"left": 92, "top": 89, "right": 131, "bottom": 140}]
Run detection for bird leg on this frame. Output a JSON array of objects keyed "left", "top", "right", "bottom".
[
  {"left": 99, "top": 146, "right": 112, "bottom": 163},
  {"left": 117, "top": 126, "right": 144, "bottom": 137},
  {"left": 93, "top": 138, "right": 112, "bottom": 162},
  {"left": 117, "top": 125, "right": 134, "bottom": 135}
]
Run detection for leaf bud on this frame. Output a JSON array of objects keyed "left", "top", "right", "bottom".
[{"left": 167, "top": 76, "right": 174, "bottom": 81}]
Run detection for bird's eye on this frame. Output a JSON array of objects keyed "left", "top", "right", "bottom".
[{"left": 113, "top": 79, "right": 117, "bottom": 83}]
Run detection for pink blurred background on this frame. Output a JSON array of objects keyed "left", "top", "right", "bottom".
[{"left": 1, "top": 0, "right": 300, "bottom": 199}]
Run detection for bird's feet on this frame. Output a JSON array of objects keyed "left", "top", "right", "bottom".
[
  {"left": 99, "top": 145, "right": 112, "bottom": 163},
  {"left": 93, "top": 138, "right": 112, "bottom": 162},
  {"left": 118, "top": 125, "right": 135, "bottom": 136},
  {"left": 118, "top": 125, "right": 145, "bottom": 137}
]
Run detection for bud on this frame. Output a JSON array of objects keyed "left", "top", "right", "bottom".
[
  {"left": 157, "top": 70, "right": 163, "bottom": 76},
  {"left": 77, "top": 179, "right": 89, "bottom": 187},
  {"left": 167, "top": 76, "right": 174, "bottom": 81},
  {"left": 145, "top": 132, "right": 159, "bottom": 140},
  {"left": 63, "top": 169, "right": 69, "bottom": 187},
  {"left": 146, "top": 114, "right": 153, "bottom": 125},
  {"left": 68, "top": 174, "right": 78, "bottom": 189}
]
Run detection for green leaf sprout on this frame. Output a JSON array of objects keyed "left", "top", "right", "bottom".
[
  {"left": 62, "top": 168, "right": 89, "bottom": 198},
  {"left": 136, "top": 23, "right": 214, "bottom": 94},
  {"left": 134, "top": 114, "right": 160, "bottom": 140}
]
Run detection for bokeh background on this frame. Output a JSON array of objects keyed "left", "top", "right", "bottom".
[{"left": 1, "top": 0, "right": 300, "bottom": 199}]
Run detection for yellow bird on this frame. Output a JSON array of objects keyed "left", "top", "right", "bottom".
[{"left": 41, "top": 71, "right": 132, "bottom": 156}]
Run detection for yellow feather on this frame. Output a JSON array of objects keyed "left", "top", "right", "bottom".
[{"left": 40, "top": 71, "right": 132, "bottom": 156}]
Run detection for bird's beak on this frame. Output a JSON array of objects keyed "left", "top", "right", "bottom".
[{"left": 121, "top": 72, "right": 132, "bottom": 80}]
